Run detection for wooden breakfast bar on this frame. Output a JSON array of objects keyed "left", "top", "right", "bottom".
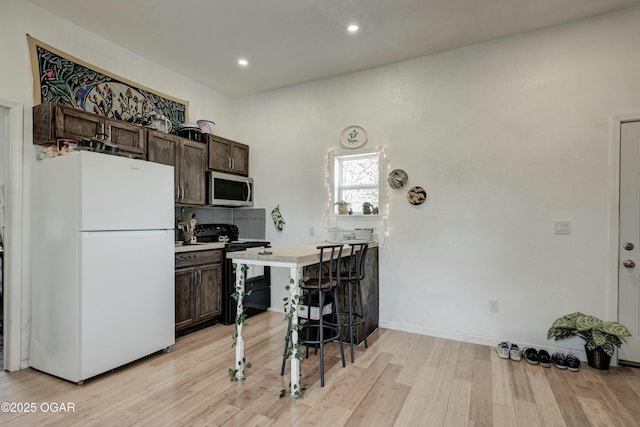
[{"left": 228, "top": 242, "right": 379, "bottom": 396}]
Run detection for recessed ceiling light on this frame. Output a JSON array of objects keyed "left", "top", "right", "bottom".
[
  {"left": 238, "top": 58, "right": 249, "bottom": 67},
  {"left": 347, "top": 24, "right": 359, "bottom": 33}
]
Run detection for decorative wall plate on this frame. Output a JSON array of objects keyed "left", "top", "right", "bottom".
[
  {"left": 339, "top": 125, "right": 368, "bottom": 149},
  {"left": 407, "top": 186, "right": 427, "bottom": 205},
  {"left": 388, "top": 169, "right": 408, "bottom": 189}
]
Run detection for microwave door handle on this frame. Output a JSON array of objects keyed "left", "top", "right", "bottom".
[{"left": 245, "top": 180, "right": 251, "bottom": 202}]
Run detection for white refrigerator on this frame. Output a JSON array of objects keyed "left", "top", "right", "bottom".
[{"left": 30, "top": 151, "right": 175, "bottom": 383}]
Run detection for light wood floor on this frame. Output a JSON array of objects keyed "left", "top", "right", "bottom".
[{"left": 1, "top": 311, "right": 639, "bottom": 427}]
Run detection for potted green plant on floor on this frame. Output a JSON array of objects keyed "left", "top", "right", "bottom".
[{"left": 547, "top": 312, "right": 631, "bottom": 370}]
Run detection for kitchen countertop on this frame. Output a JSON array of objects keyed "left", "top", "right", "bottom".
[
  {"left": 226, "top": 241, "right": 378, "bottom": 264},
  {"left": 174, "top": 242, "right": 225, "bottom": 253}
]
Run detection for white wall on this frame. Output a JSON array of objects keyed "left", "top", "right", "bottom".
[
  {"left": 3, "top": 0, "right": 640, "bottom": 363},
  {"left": 0, "top": 0, "right": 235, "bottom": 364},
  {"left": 232, "top": 7, "right": 640, "bottom": 355}
]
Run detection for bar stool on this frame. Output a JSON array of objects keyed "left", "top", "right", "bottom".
[
  {"left": 280, "top": 244, "right": 346, "bottom": 387},
  {"left": 338, "top": 242, "right": 369, "bottom": 363}
]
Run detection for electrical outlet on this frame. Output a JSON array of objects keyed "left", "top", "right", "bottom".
[
  {"left": 553, "top": 220, "right": 571, "bottom": 235},
  {"left": 309, "top": 226, "right": 315, "bottom": 236},
  {"left": 489, "top": 299, "right": 499, "bottom": 313}
]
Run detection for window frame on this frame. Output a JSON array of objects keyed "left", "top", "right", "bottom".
[{"left": 328, "top": 147, "right": 385, "bottom": 217}]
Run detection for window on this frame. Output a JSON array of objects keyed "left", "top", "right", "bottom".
[{"left": 330, "top": 149, "right": 383, "bottom": 215}]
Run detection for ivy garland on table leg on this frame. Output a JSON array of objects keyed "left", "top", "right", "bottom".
[
  {"left": 279, "top": 276, "right": 309, "bottom": 398},
  {"left": 228, "top": 264, "right": 252, "bottom": 381}
]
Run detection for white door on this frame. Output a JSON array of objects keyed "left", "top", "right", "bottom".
[
  {"left": 619, "top": 120, "right": 640, "bottom": 364},
  {"left": 0, "top": 106, "right": 6, "bottom": 371}
]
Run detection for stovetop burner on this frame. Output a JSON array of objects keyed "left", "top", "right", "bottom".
[
  {"left": 194, "top": 223, "right": 269, "bottom": 249},
  {"left": 194, "top": 223, "right": 239, "bottom": 242}
]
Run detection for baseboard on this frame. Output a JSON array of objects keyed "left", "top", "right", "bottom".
[{"left": 378, "top": 319, "right": 597, "bottom": 364}]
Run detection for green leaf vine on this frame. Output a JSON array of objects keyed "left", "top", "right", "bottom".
[
  {"left": 228, "top": 264, "right": 253, "bottom": 382},
  {"left": 279, "top": 276, "right": 309, "bottom": 398},
  {"left": 228, "top": 357, "right": 253, "bottom": 382}
]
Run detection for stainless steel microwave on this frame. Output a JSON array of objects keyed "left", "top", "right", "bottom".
[{"left": 207, "top": 171, "right": 254, "bottom": 207}]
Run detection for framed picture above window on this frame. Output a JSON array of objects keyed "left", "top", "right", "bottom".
[{"left": 329, "top": 147, "right": 385, "bottom": 216}]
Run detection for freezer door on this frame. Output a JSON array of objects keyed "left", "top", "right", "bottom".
[
  {"left": 80, "top": 229, "right": 174, "bottom": 380},
  {"left": 79, "top": 151, "right": 174, "bottom": 231}
]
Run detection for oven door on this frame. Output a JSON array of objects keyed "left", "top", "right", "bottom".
[{"left": 222, "top": 250, "right": 270, "bottom": 324}]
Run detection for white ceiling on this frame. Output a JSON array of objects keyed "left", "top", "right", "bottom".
[{"left": 27, "top": 0, "right": 640, "bottom": 98}]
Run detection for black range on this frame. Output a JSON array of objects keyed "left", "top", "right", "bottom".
[{"left": 194, "top": 223, "right": 271, "bottom": 324}]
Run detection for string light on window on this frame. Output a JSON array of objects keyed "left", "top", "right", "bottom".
[{"left": 381, "top": 146, "right": 389, "bottom": 247}]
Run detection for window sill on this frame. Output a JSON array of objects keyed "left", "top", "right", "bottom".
[{"left": 332, "top": 214, "right": 382, "bottom": 219}]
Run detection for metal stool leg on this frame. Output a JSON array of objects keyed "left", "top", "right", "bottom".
[
  {"left": 348, "top": 280, "right": 356, "bottom": 363},
  {"left": 281, "top": 317, "right": 292, "bottom": 376},
  {"left": 333, "top": 289, "right": 346, "bottom": 369},
  {"left": 356, "top": 279, "right": 368, "bottom": 349},
  {"left": 318, "top": 292, "right": 325, "bottom": 386}
]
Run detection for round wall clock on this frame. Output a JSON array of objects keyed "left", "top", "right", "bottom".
[{"left": 339, "top": 125, "right": 368, "bottom": 149}]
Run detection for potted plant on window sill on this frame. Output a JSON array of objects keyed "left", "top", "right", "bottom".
[
  {"left": 547, "top": 312, "right": 631, "bottom": 370},
  {"left": 335, "top": 201, "right": 350, "bottom": 215}
]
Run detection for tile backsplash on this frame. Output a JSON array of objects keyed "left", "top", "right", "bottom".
[
  {"left": 174, "top": 207, "right": 266, "bottom": 240},
  {"left": 233, "top": 208, "right": 267, "bottom": 240}
]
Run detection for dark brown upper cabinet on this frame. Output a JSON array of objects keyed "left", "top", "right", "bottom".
[
  {"left": 33, "top": 103, "right": 146, "bottom": 156},
  {"left": 147, "top": 130, "right": 206, "bottom": 205},
  {"left": 205, "top": 134, "right": 249, "bottom": 176}
]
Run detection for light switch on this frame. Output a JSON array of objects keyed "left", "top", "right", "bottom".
[
  {"left": 553, "top": 220, "right": 571, "bottom": 235},
  {"left": 489, "top": 299, "right": 499, "bottom": 313}
]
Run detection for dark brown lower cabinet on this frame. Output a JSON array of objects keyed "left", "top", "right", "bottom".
[{"left": 175, "top": 249, "right": 222, "bottom": 331}]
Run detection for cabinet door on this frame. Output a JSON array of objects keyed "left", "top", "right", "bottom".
[
  {"left": 178, "top": 140, "right": 207, "bottom": 205},
  {"left": 54, "top": 104, "right": 103, "bottom": 142},
  {"left": 229, "top": 142, "right": 249, "bottom": 176},
  {"left": 33, "top": 103, "right": 55, "bottom": 144},
  {"left": 195, "top": 263, "right": 222, "bottom": 322},
  {"left": 207, "top": 136, "right": 231, "bottom": 172},
  {"left": 107, "top": 119, "right": 145, "bottom": 156},
  {"left": 147, "top": 131, "right": 179, "bottom": 200},
  {"left": 175, "top": 268, "right": 196, "bottom": 331}
]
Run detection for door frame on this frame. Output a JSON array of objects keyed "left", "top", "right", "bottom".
[
  {"left": 0, "top": 98, "right": 24, "bottom": 371},
  {"left": 608, "top": 112, "right": 640, "bottom": 364}
]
